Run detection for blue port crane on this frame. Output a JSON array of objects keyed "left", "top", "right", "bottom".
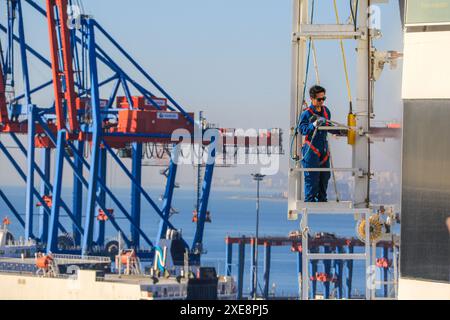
[
  {"left": 0, "top": 0, "right": 283, "bottom": 269},
  {"left": 0, "top": 0, "right": 217, "bottom": 264}
]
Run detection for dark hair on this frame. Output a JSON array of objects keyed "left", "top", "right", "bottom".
[{"left": 309, "top": 85, "right": 326, "bottom": 99}]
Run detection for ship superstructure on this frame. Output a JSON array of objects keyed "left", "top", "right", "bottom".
[{"left": 399, "top": 0, "right": 450, "bottom": 299}]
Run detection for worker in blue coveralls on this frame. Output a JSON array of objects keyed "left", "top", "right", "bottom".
[{"left": 299, "top": 85, "right": 331, "bottom": 202}]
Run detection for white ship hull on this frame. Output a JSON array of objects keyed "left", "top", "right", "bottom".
[
  {"left": 398, "top": 278, "right": 450, "bottom": 300},
  {"left": 0, "top": 270, "right": 237, "bottom": 300}
]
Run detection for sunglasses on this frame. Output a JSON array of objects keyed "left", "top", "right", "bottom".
[{"left": 315, "top": 97, "right": 327, "bottom": 102}]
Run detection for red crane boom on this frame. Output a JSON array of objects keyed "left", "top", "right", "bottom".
[{"left": 46, "top": 0, "right": 78, "bottom": 133}]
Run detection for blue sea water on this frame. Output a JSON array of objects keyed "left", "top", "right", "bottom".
[{"left": 1, "top": 186, "right": 390, "bottom": 298}]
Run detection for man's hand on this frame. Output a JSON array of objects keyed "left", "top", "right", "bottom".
[{"left": 313, "top": 117, "right": 326, "bottom": 128}]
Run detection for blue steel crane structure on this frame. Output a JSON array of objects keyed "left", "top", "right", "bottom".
[{"left": 0, "top": 0, "right": 219, "bottom": 263}]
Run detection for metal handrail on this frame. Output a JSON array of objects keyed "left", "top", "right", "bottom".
[
  {"left": 301, "top": 208, "right": 372, "bottom": 300},
  {"left": 52, "top": 254, "right": 111, "bottom": 263},
  {"left": 294, "top": 167, "right": 359, "bottom": 172}
]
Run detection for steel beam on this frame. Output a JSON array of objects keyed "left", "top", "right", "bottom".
[
  {"left": 263, "top": 243, "right": 271, "bottom": 299},
  {"left": 249, "top": 238, "right": 256, "bottom": 298},
  {"left": 297, "top": 251, "right": 302, "bottom": 299},
  {"left": 45, "top": 0, "right": 65, "bottom": 131},
  {"left": 24, "top": 106, "right": 35, "bottom": 239},
  {"left": 383, "top": 246, "right": 389, "bottom": 298},
  {"left": 346, "top": 245, "right": 354, "bottom": 299},
  {"left": 39, "top": 147, "right": 51, "bottom": 243},
  {"left": 49, "top": 0, "right": 79, "bottom": 132},
  {"left": 94, "top": 148, "right": 107, "bottom": 246},
  {"left": 82, "top": 19, "right": 103, "bottom": 254},
  {"left": 225, "top": 239, "right": 233, "bottom": 277},
  {"left": 309, "top": 247, "right": 319, "bottom": 299},
  {"left": 130, "top": 143, "right": 142, "bottom": 248},
  {"left": 237, "top": 238, "right": 245, "bottom": 300},
  {"left": 323, "top": 246, "right": 331, "bottom": 299},
  {"left": 156, "top": 145, "right": 179, "bottom": 244},
  {"left": 192, "top": 135, "right": 216, "bottom": 253},
  {"left": 73, "top": 140, "right": 84, "bottom": 246},
  {"left": 288, "top": 0, "right": 308, "bottom": 213},
  {"left": 17, "top": 0, "right": 32, "bottom": 106},
  {"left": 335, "top": 246, "right": 344, "bottom": 299},
  {"left": 294, "top": 24, "right": 361, "bottom": 40},
  {"left": 12, "top": 7, "right": 33, "bottom": 239},
  {"left": 353, "top": 0, "right": 370, "bottom": 208},
  {"left": 47, "top": 130, "right": 66, "bottom": 254}
]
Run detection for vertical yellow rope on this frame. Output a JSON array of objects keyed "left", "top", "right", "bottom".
[
  {"left": 311, "top": 40, "right": 320, "bottom": 84},
  {"left": 333, "top": 0, "right": 353, "bottom": 105}
]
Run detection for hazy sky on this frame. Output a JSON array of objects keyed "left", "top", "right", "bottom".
[{"left": 0, "top": 0, "right": 404, "bottom": 187}]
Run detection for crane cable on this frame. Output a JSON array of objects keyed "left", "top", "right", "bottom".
[
  {"left": 350, "top": 0, "right": 359, "bottom": 32},
  {"left": 333, "top": 0, "right": 353, "bottom": 110}
]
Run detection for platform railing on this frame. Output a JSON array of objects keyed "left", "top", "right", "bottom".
[
  {"left": 300, "top": 207, "right": 371, "bottom": 300},
  {"left": 51, "top": 254, "right": 111, "bottom": 263}
]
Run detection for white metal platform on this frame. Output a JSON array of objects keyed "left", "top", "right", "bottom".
[
  {"left": 288, "top": 201, "right": 355, "bottom": 220},
  {"left": 292, "top": 168, "right": 360, "bottom": 173},
  {"left": 293, "top": 24, "right": 362, "bottom": 40},
  {"left": 300, "top": 207, "right": 372, "bottom": 300}
]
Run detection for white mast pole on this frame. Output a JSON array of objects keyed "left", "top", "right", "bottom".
[
  {"left": 288, "top": 0, "right": 309, "bottom": 216},
  {"left": 354, "top": 0, "right": 371, "bottom": 208}
]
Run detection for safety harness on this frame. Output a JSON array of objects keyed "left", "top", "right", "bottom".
[{"left": 304, "top": 107, "right": 330, "bottom": 166}]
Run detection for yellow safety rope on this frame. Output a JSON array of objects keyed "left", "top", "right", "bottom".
[
  {"left": 333, "top": 0, "right": 357, "bottom": 146},
  {"left": 333, "top": 0, "right": 353, "bottom": 105}
]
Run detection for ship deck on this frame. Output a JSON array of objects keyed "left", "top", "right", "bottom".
[
  {"left": 103, "top": 274, "right": 183, "bottom": 286},
  {"left": 0, "top": 257, "right": 36, "bottom": 264}
]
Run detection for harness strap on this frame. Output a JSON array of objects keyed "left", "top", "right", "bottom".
[
  {"left": 319, "top": 151, "right": 330, "bottom": 166},
  {"left": 303, "top": 107, "right": 330, "bottom": 160},
  {"left": 304, "top": 139, "right": 321, "bottom": 158},
  {"left": 306, "top": 107, "right": 329, "bottom": 120},
  {"left": 323, "top": 107, "right": 329, "bottom": 120}
]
